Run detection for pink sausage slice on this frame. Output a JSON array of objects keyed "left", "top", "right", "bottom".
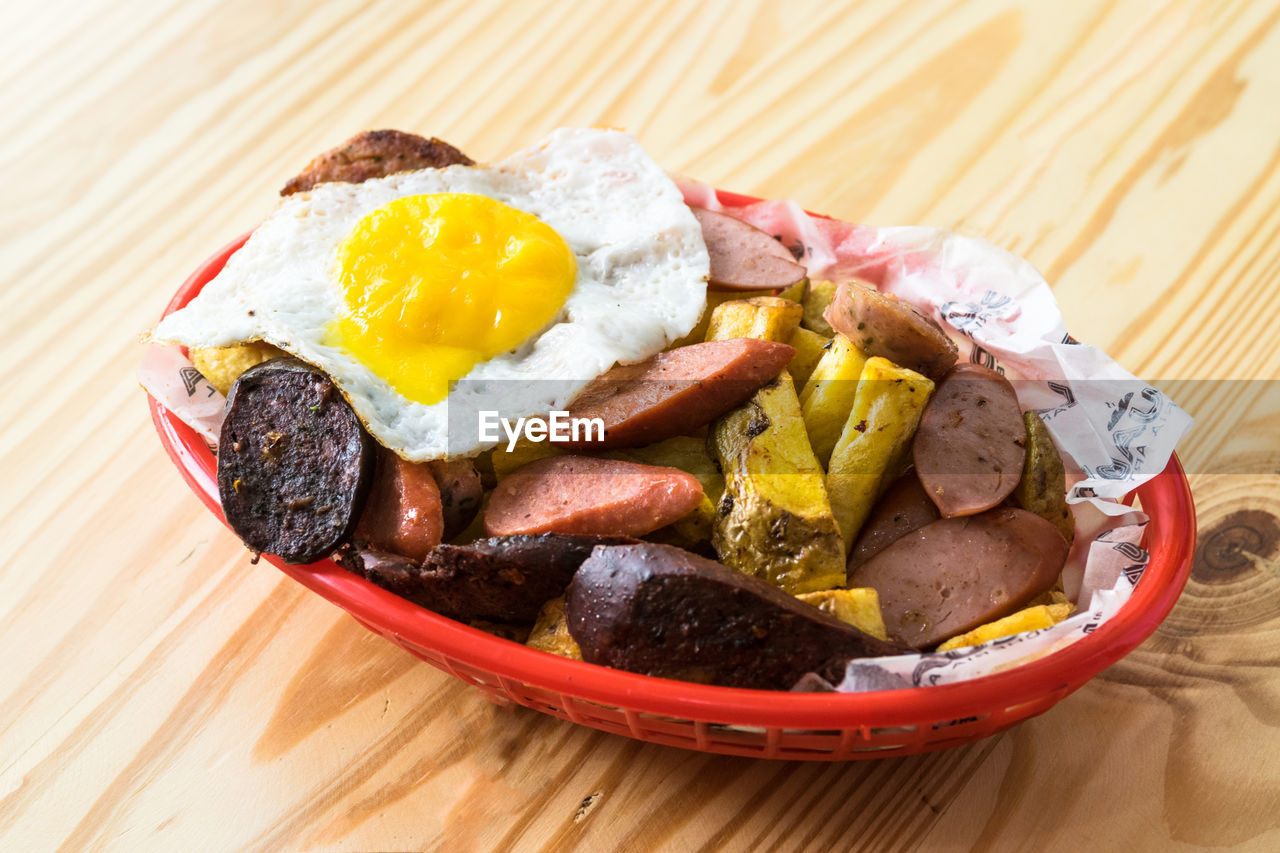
[
  {"left": 691, "top": 207, "right": 807, "bottom": 291},
  {"left": 913, "top": 363, "right": 1026, "bottom": 518},
  {"left": 563, "top": 339, "right": 795, "bottom": 449},
  {"left": 484, "top": 455, "right": 704, "bottom": 537},
  {"left": 847, "top": 472, "right": 940, "bottom": 570},
  {"left": 848, "top": 507, "right": 1068, "bottom": 648},
  {"left": 824, "top": 280, "right": 958, "bottom": 380},
  {"left": 355, "top": 449, "right": 445, "bottom": 562}
]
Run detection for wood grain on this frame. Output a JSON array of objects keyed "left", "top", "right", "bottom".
[{"left": 2, "top": 0, "right": 1278, "bottom": 849}]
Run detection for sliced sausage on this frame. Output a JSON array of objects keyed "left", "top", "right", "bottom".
[
  {"left": 281, "top": 129, "right": 474, "bottom": 195},
  {"left": 562, "top": 339, "right": 795, "bottom": 449},
  {"left": 692, "top": 207, "right": 807, "bottom": 291},
  {"left": 566, "top": 542, "right": 908, "bottom": 689},
  {"left": 484, "top": 456, "right": 703, "bottom": 537},
  {"left": 338, "top": 534, "right": 632, "bottom": 624},
  {"left": 823, "top": 280, "right": 958, "bottom": 380},
  {"left": 354, "top": 448, "right": 445, "bottom": 562},
  {"left": 913, "top": 363, "right": 1026, "bottom": 517},
  {"left": 217, "top": 357, "right": 373, "bottom": 564},
  {"left": 427, "top": 458, "right": 483, "bottom": 540},
  {"left": 847, "top": 472, "right": 940, "bottom": 570},
  {"left": 847, "top": 507, "right": 1068, "bottom": 648}
]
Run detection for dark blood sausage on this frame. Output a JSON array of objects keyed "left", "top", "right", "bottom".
[
  {"left": 484, "top": 456, "right": 704, "bottom": 537},
  {"left": 280, "top": 130, "right": 474, "bottom": 195},
  {"left": 562, "top": 339, "right": 795, "bottom": 449},
  {"left": 691, "top": 207, "right": 807, "bottom": 291},
  {"left": 217, "top": 357, "right": 374, "bottom": 564},
  {"left": 427, "top": 458, "right": 483, "bottom": 540},
  {"left": 913, "top": 363, "right": 1027, "bottom": 517},
  {"left": 339, "top": 534, "right": 632, "bottom": 624},
  {"left": 847, "top": 472, "right": 941, "bottom": 570},
  {"left": 848, "top": 508, "right": 1068, "bottom": 649},
  {"left": 566, "top": 542, "right": 907, "bottom": 689},
  {"left": 823, "top": 280, "right": 958, "bottom": 380},
  {"left": 353, "top": 448, "right": 445, "bottom": 562}
]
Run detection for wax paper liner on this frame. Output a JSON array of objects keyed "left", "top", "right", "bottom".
[{"left": 139, "top": 180, "right": 1193, "bottom": 693}]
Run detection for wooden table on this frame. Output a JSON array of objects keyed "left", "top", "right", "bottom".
[{"left": 3, "top": 1, "right": 1277, "bottom": 849}]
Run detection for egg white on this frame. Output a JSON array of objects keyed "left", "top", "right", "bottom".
[{"left": 152, "top": 128, "right": 710, "bottom": 460}]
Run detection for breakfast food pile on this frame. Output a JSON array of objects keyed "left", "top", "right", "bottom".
[{"left": 143, "top": 128, "right": 1191, "bottom": 692}]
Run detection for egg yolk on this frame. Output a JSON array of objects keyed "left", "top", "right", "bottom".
[{"left": 329, "top": 193, "right": 577, "bottom": 404}]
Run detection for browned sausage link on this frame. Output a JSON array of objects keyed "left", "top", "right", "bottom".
[
  {"left": 691, "top": 207, "right": 807, "bottom": 291},
  {"left": 566, "top": 542, "right": 908, "bottom": 689},
  {"left": 848, "top": 507, "right": 1068, "bottom": 648},
  {"left": 427, "top": 458, "right": 483, "bottom": 540},
  {"left": 338, "top": 534, "right": 634, "bottom": 625},
  {"left": 217, "top": 357, "right": 374, "bottom": 564},
  {"left": 562, "top": 339, "right": 795, "bottom": 449},
  {"left": 913, "top": 363, "right": 1026, "bottom": 517},
  {"left": 353, "top": 447, "right": 445, "bottom": 562},
  {"left": 823, "top": 280, "right": 958, "bottom": 380},
  {"left": 483, "top": 455, "right": 704, "bottom": 537},
  {"left": 280, "top": 130, "right": 474, "bottom": 195}
]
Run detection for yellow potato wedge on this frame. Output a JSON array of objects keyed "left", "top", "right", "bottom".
[
  {"left": 705, "top": 296, "right": 803, "bottom": 343},
  {"left": 526, "top": 597, "right": 583, "bottom": 660},
  {"left": 671, "top": 289, "right": 739, "bottom": 348},
  {"left": 796, "top": 588, "right": 888, "bottom": 640},
  {"left": 799, "top": 333, "right": 869, "bottom": 467},
  {"left": 776, "top": 278, "right": 808, "bottom": 303},
  {"left": 1013, "top": 411, "right": 1076, "bottom": 544},
  {"left": 802, "top": 280, "right": 839, "bottom": 336},
  {"left": 658, "top": 493, "right": 718, "bottom": 545},
  {"left": 711, "top": 372, "right": 845, "bottom": 593},
  {"left": 826, "top": 357, "right": 934, "bottom": 547},
  {"left": 190, "top": 341, "right": 287, "bottom": 396},
  {"left": 787, "top": 326, "right": 828, "bottom": 389},
  {"left": 935, "top": 601, "right": 1074, "bottom": 651}
]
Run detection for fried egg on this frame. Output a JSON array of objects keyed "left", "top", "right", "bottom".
[{"left": 152, "top": 128, "right": 710, "bottom": 460}]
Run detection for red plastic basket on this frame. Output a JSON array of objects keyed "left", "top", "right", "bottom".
[{"left": 148, "top": 198, "right": 1196, "bottom": 760}]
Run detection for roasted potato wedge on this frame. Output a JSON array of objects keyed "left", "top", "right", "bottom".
[
  {"left": 799, "top": 333, "right": 869, "bottom": 467},
  {"left": 826, "top": 357, "right": 933, "bottom": 547},
  {"left": 671, "top": 289, "right": 740, "bottom": 349},
  {"left": 776, "top": 278, "right": 808, "bottom": 303},
  {"left": 190, "top": 341, "right": 287, "bottom": 396},
  {"left": 935, "top": 600, "right": 1074, "bottom": 651},
  {"left": 705, "top": 296, "right": 803, "bottom": 343},
  {"left": 802, "top": 280, "right": 838, "bottom": 336},
  {"left": 796, "top": 588, "right": 888, "bottom": 640},
  {"left": 710, "top": 372, "right": 845, "bottom": 593},
  {"left": 1012, "top": 411, "right": 1075, "bottom": 543},
  {"left": 526, "top": 596, "right": 583, "bottom": 660},
  {"left": 786, "top": 326, "right": 828, "bottom": 389}
]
